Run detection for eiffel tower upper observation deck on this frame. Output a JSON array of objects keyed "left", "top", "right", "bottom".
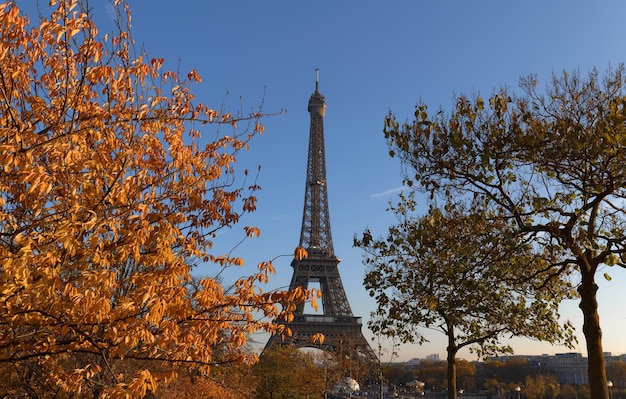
[{"left": 264, "top": 70, "right": 376, "bottom": 362}]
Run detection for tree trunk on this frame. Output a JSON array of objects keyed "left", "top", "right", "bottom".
[
  {"left": 578, "top": 270, "right": 608, "bottom": 399},
  {"left": 447, "top": 332, "right": 458, "bottom": 399}
]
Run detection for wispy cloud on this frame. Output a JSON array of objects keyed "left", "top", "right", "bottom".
[{"left": 368, "top": 186, "right": 404, "bottom": 200}]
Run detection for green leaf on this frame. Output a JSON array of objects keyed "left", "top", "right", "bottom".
[{"left": 605, "top": 253, "right": 619, "bottom": 266}]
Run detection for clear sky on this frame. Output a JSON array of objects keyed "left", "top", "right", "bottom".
[{"left": 22, "top": 1, "right": 626, "bottom": 362}]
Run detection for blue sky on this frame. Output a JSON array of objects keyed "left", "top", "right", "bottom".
[{"left": 22, "top": 1, "right": 626, "bottom": 361}]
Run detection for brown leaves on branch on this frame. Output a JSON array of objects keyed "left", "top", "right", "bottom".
[
  {"left": 294, "top": 246, "right": 308, "bottom": 260},
  {"left": 0, "top": 1, "right": 304, "bottom": 397}
]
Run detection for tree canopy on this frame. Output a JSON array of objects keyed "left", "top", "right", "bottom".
[
  {"left": 253, "top": 345, "right": 325, "bottom": 399},
  {"left": 383, "top": 65, "right": 626, "bottom": 399},
  {"left": 355, "top": 194, "right": 575, "bottom": 399},
  {"left": 0, "top": 1, "right": 309, "bottom": 397}
]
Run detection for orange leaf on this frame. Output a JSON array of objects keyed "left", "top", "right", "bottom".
[{"left": 294, "top": 246, "right": 308, "bottom": 260}]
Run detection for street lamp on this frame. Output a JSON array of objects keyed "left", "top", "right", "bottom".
[
  {"left": 515, "top": 386, "right": 521, "bottom": 399},
  {"left": 608, "top": 381, "right": 614, "bottom": 399}
]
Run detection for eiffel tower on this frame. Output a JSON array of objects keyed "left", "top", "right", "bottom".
[{"left": 265, "top": 70, "right": 377, "bottom": 362}]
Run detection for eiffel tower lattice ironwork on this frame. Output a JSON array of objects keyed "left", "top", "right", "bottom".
[{"left": 265, "top": 70, "right": 377, "bottom": 362}]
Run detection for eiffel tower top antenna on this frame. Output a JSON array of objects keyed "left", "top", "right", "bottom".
[{"left": 315, "top": 68, "right": 319, "bottom": 91}]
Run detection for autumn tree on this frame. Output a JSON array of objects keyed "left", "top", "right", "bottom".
[
  {"left": 158, "top": 362, "right": 255, "bottom": 399},
  {"left": 355, "top": 195, "right": 575, "bottom": 399},
  {"left": 252, "top": 345, "right": 325, "bottom": 399},
  {"left": 382, "top": 363, "right": 419, "bottom": 388},
  {"left": 607, "top": 361, "right": 626, "bottom": 391},
  {"left": 383, "top": 65, "right": 626, "bottom": 398},
  {"left": 455, "top": 359, "right": 477, "bottom": 393},
  {"left": 558, "top": 384, "right": 589, "bottom": 399},
  {"left": 407, "top": 358, "right": 477, "bottom": 393},
  {"left": 524, "top": 373, "right": 561, "bottom": 399},
  {"left": 481, "top": 358, "right": 533, "bottom": 386},
  {"left": 415, "top": 360, "right": 448, "bottom": 392},
  {"left": 0, "top": 1, "right": 310, "bottom": 397}
]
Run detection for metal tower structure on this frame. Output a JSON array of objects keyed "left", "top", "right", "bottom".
[{"left": 265, "top": 70, "right": 376, "bottom": 362}]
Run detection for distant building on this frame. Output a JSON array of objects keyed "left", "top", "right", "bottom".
[
  {"left": 425, "top": 354, "right": 440, "bottom": 362},
  {"left": 610, "top": 353, "right": 626, "bottom": 362},
  {"left": 536, "top": 353, "right": 589, "bottom": 385},
  {"left": 400, "top": 351, "right": 623, "bottom": 387},
  {"left": 485, "top": 352, "right": 591, "bottom": 385}
]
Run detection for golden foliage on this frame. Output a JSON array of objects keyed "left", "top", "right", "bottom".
[
  {"left": 294, "top": 246, "right": 308, "bottom": 260},
  {"left": 0, "top": 1, "right": 309, "bottom": 397}
]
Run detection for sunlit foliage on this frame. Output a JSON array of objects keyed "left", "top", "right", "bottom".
[{"left": 0, "top": 1, "right": 309, "bottom": 397}]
